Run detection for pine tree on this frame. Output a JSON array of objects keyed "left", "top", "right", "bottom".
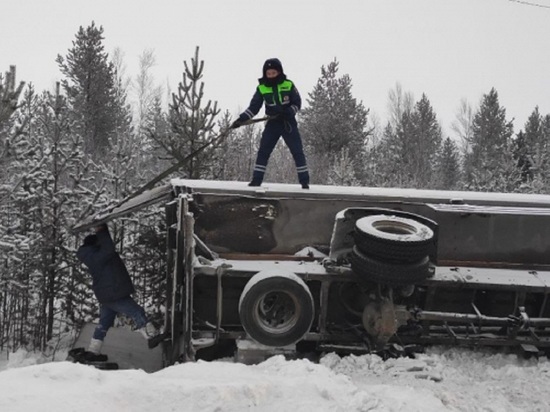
[
  {"left": 434, "top": 137, "right": 462, "bottom": 190},
  {"left": 513, "top": 130, "right": 531, "bottom": 183},
  {"left": 464, "top": 88, "right": 519, "bottom": 192},
  {"left": 404, "top": 94, "right": 443, "bottom": 187},
  {"left": 0, "top": 65, "right": 25, "bottom": 128},
  {"left": 368, "top": 122, "right": 406, "bottom": 187},
  {"left": 0, "top": 66, "right": 26, "bottom": 192},
  {"left": 213, "top": 112, "right": 260, "bottom": 182},
  {"left": 300, "top": 59, "right": 369, "bottom": 184},
  {"left": 151, "top": 47, "right": 220, "bottom": 179},
  {"left": 143, "top": 96, "right": 171, "bottom": 176},
  {"left": 370, "top": 93, "right": 442, "bottom": 188},
  {"left": 56, "top": 22, "right": 118, "bottom": 157},
  {"left": 327, "top": 148, "right": 360, "bottom": 186},
  {"left": 513, "top": 108, "right": 550, "bottom": 192}
]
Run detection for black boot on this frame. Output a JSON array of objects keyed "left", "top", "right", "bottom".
[
  {"left": 80, "top": 351, "right": 108, "bottom": 362},
  {"left": 301, "top": 183, "right": 309, "bottom": 189},
  {"left": 148, "top": 331, "right": 170, "bottom": 349},
  {"left": 248, "top": 179, "right": 262, "bottom": 187}
]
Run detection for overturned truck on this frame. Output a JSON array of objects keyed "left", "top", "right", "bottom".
[{"left": 75, "top": 180, "right": 550, "bottom": 365}]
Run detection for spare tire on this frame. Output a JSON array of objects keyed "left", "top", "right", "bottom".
[
  {"left": 239, "top": 271, "right": 314, "bottom": 347},
  {"left": 354, "top": 214, "right": 434, "bottom": 263},
  {"left": 350, "top": 246, "right": 433, "bottom": 286}
]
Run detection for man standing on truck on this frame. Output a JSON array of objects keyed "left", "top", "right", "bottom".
[
  {"left": 76, "top": 224, "right": 163, "bottom": 361},
  {"left": 231, "top": 58, "right": 310, "bottom": 189}
]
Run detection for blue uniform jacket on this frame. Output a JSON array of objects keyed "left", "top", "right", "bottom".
[
  {"left": 240, "top": 76, "right": 302, "bottom": 121},
  {"left": 76, "top": 229, "right": 135, "bottom": 303}
]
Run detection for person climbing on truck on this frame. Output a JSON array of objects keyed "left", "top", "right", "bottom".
[
  {"left": 231, "top": 58, "right": 310, "bottom": 189},
  {"left": 75, "top": 223, "right": 165, "bottom": 361}
]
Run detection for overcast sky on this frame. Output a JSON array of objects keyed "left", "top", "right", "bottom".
[{"left": 2, "top": 0, "right": 550, "bottom": 137}]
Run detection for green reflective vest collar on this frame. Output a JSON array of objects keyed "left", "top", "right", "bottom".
[{"left": 258, "top": 80, "right": 293, "bottom": 104}]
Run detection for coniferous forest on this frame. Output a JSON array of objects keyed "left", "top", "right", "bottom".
[{"left": 2, "top": 22, "right": 550, "bottom": 355}]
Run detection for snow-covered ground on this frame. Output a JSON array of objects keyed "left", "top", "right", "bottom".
[{"left": 1, "top": 347, "right": 549, "bottom": 411}]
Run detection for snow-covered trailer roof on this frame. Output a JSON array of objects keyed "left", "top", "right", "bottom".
[
  {"left": 170, "top": 179, "right": 550, "bottom": 207},
  {"left": 73, "top": 179, "right": 550, "bottom": 267}
]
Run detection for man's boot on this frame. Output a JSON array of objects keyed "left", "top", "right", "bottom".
[
  {"left": 138, "top": 322, "right": 158, "bottom": 339},
  {"left": 138, "top": 322, "right": 168, "bottom": 349},
  {"left": 82, "top": 338, "right": 108, "bottom": 362},
  {"left": 248, "top": 179, "right": 262, "bottom": 187}
]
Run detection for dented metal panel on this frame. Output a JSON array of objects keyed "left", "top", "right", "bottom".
[
  {"left": 72, "top": 184, "right": 174, "bottom": 232},
  {"left": 172, "top": 180, "right": 550, "bottom": 268},
  {"left": 72, "top": 179, "right": 550, "bottom": 267}
]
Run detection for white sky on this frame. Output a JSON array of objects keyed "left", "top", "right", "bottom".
[{"left": 2, "top": 0, "right": 550, "bottom": 136}]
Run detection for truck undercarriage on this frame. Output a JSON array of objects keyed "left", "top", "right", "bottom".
[{"left": 74, "top": 180, "right": 550, "bottom": 365}]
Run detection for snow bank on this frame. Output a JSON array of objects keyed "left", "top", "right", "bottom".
[{"left": 1, "top": 347, "right": 549, "bottom": 411}]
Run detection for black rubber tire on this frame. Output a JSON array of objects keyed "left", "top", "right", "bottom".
[
  {"left": 350, "top": 246, "right": 433, "bottom": 286},
  {"left": 354, "top": 215, "right": 434, "bottom": 263},
  {"left": 239, "top": 272, "right": 315, "bottom": 347}
]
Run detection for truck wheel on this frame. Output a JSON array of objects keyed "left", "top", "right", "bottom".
[
  {"left": 239, "top": 271, "right": 314, "bottom": 347},
  {"left": 354, "top": 215, "right": 434, "bottom": 263},
  {"left": 350, "top": 246, "right": 433, "bottom": 286}
]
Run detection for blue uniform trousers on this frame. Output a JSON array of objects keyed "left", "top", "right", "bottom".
[
  {"left": 252, "top": 118, "right": 309, "bottom": 185},
  {"left": 92, "top": 296, "right": 148, "bottom": 341}
]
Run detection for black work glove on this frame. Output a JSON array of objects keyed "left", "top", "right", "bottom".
[
  {"left": 231, "top": 114, "right": 249, "bottom": 129},
  {"left": 231, "top": 119, "right": 244, "bottom": 129}
]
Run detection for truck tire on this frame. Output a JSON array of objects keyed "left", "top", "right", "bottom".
[
  {"left": 354, "top": 215, "right": 434, "bottom": 263},
  {"left": 350, "top": 246, "right": 433, "bottom": 286},
  {"left": 239, "top": 271, "right": 314, "bottom": 347}
]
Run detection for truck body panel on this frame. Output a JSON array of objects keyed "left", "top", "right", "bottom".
[{"left": 73, "top": 180, "right": 550, "bottom": 364}]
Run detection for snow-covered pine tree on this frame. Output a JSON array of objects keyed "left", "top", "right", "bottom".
[
  {"left": 142, "top": 95, "right": 171, "bottom": 177},
  {"left": 433, "top": 137, "right": 462, "bottom": 190},
  {"left": 56, "top": 22, "right": 118, "bottom": 158},
  {"left": 371, "top": 92, "right": 442, "bottom": 189},
  {"left": 0, "top": 86, "right": 40, "bottom": 350},
  {"left": 0, "top": 83, "right": 99, "bottom": 350},
  {"left": 463, "top": 88, "right": 520, "bottom": 192},
  {"left": 0, "top": 65, "right": 25, "bottom": 128},
  {"left": 365, "top": 84, "right": 415, "bottom": 188},
  {"left": 213, "top": 112, "right": 261, "bottom": 182},
  {"left": 151, "top": 47, "right": 220, "bottom": 179},
  {"left": 404, "top": 94, "right": 443, "bottom": 188},
  {"left": 300, "top": 59, "right": 369, "bottom": 184},
  {"left": 327, "top": 148, "right": 360, "bottom": 186},
  {"left": 512, "top": 107, "right": 550, "bottom": 192},
  {"left": 368, "top": 122, "right": 405, "bottom": 187}
]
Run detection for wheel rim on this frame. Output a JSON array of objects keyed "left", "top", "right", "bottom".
[
  {"left": 371, "top": 220, "right": 417, "bottom": 235},
  {"left": 252, "top": 290, "right": 300, "bottom": 335},
  {"left": 356, "top": 215, "right": 434, "bottom": 242}
]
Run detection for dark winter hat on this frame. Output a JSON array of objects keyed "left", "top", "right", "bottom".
[
  {"left": 263, "top": 58, "right": 284, "bottom": 76},
  {"left": 83, "top": 234, "right": 98, "bottom": 246}
]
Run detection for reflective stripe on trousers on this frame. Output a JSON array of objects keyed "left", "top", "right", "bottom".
[{"left": 252, "top": 119, "right": 309, "bottom": 185}]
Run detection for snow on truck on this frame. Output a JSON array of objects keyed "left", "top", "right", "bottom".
[{"left": 73, "top": 179, "right": 550, "bottom": 368}]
